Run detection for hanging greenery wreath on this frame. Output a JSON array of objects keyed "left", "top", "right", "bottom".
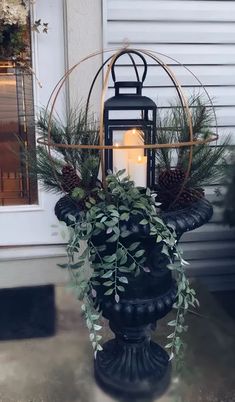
[{"left": 0, "top": 0, "right": 48, "bottom": 60}]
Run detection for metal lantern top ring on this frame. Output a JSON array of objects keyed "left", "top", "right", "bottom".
[{"left": 38, "top": 47, "right": 219, "bottom": 189}]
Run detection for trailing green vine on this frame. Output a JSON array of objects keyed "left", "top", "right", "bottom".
[
  {"left": 59, "top": 171, "right": 198, "bottom": 363},
  {"left": 166, "top": 250, "right": 199, "bottom": 369}
]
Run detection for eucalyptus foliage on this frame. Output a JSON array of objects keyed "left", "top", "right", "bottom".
[
  {"left": 60, "top": 171, "right": 199, "bottom": 362},
  {"left": 166, "top": 251, "right": 199, "bottom": 367}
]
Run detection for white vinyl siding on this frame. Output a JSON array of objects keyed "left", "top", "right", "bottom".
[{"left": 103, "top": 0, "right": 235, "bottom": 290}]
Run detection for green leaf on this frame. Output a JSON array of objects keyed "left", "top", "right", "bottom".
[
  {"left": 86, "top": 321, "right": 93, "bottom": 331},
  {"left": 57, "top": 263, "right": 68, "bottom": 269},
  {"left": 120, "top": 254, "right": 127, "bottom": 265},
  {"left": 96, "top": 222, "right": 105, "bottom": 230},
  {"left": 128, "top": 242, "right": 140, "bottom": 251},
  {"left": 184, "top": 299, "right": 189, "bottom": 310},
  {"left": 103, "top": 254, "right": 116, "bottom": 263},
  {"left": 115, "top": 294, "right": 120, "bottom": 303},
  {"left": 101, "top": 270, "right": 113, "bottom": 279},
  {"left": 139, "top": 219, "right": 148, "bottom": 225},
  {"left": 107, "top": 234, "right": 119, "bottom": 243},
  {"left": 103, "top": 281, "right": 113, "bottom": 287},
  {"left": 135, "top": 249, "right": 145, "bottom": 258},
  {"left": 116, "top": 248, "right": 124, "bottom": 260},
  {"left": 91, "top": 280, "right": 100, "bottom": 286},
  {"left": 113, "top": 226, "right": 120, "bottom": 235},
  {"left": 67, "top": 214, "right": 76, "bottom": 222},
  {"left": 69, "top": 261, "right": 84, "bottom": 269},
  {"left": 118, "top": 276, "right": 128, "bottom": 284},
  {"left": 116, "top": 169, "right": 126, "bottom": 177},
  {"left": 138, "top": 256, "right": 146, "bottom": 264},
  {"left": 129, "top": 262, "right": 136, "bottom": 271},
  {"left": 96, "top": 245, "right": 106, "bottom": 252},
  {"left": 168, "top": 320, "right": 177, "bottom": 326},
  {"left": 110, "top": 210, "right": 120, "bottom": 218},
  {"left": 80, "top": 248, "right": 89, "bottom": 259},
  {"left": 89, "top": 197, "right": 96, "bottom": 205},
  {"left": 161, "top": 245, "right": 170, "bottom": 257},
  {"left": 165, "top": 343, "right": 173, "bottom": 349},
  {"left": 120, "top": 230, "right": 131, "bottom": 238},
  {"left": 92, "top": 229, "right": 101, "bottom": 236},
  {"left": 156, "top": 235, "right": 162, "bottom": 243},
  {"left": 96, "top": 213, "right": 104, "bottom": 219},
  {"left": 104, "top": 288, "right": 114, "bottom": 296},
  {"left": 117, "top": 285, "right": 125, "bottom": 292},
  {"left": 120, "top": 212, "right": 129, "bottom": 221},
  {"left": 167, "top": 333, "right": 175, "bottom": 339},
  {"left": 153, "top": 216, "right": 165, "bottom": 225},
  {"left": 91, "top": 314, "right": 100, "bottom": 320},
  {"left": 118, "top": 267, "right": 130, "bottom": 273},
  {"left": 93, "top": 324, "right": 102, "bottom": 331},
  {"left": 105, "top": 220, "right": 118, "bottom": 227},
  {"left": 106, "top": 204, "right": 117, "bottom": 212},
  {"left": 119, "top": 205, "right": 130, "bottom": 211}
]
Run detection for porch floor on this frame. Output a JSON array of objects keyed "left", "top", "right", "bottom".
[{"left": 0, "top": 283, "right": 234, "bottom": 402}]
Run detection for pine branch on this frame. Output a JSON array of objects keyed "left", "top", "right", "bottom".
[
  {"left": 156, "top": 94, "right": 230, "bottom": 189},
  {"left": 37, "top": 106, "right": 100, "bottom": 173},
  {"left": 19, "top": 106, "right": 100, "bottom": 193}
]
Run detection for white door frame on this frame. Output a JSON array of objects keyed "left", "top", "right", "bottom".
[{"left": 0, "top": 0, "right": 67, "bottom": 248}]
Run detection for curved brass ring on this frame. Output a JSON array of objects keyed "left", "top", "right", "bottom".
[
  {"left": 39, "top": 46, "right": 219, "bottom": 203},
  {"left": 38, "top": 133, "right": 218, "bottom": 150}
]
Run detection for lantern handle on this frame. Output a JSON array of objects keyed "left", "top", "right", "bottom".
[{"left": 111, "top": 49, "right": 148, "bottom": 84}]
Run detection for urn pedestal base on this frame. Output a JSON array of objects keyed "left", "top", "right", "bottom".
[
  {"left": 95, "top": 334, "right": 171, "bottom": 398},
  {"left": 93, "top": 283, "right": 177, "bottom": 398}
]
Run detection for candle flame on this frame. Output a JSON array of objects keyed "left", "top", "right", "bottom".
[
  {"left": 137, "top": 155, "right": 142, "bottom": 162},
  {"left": 114, "top": 142, "right": 119, "bottom": 147}
]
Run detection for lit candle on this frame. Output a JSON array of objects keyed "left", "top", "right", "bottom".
[
  {"left": 128, "top": 155, "right": 147, "bottom": 187},
  {"left": 113, "top": 143, "right": 128, "bottom": 175},
  {"left": 124, "top": 129, "right": 144, "bottom": 160}
]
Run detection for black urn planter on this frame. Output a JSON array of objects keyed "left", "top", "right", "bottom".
[{"left": 55, "top": 196, "right": 213, "bottom": 398}]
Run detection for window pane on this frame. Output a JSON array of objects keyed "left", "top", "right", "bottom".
[{"left": 0, "top": 62, "right": 37, "bottom": 206}]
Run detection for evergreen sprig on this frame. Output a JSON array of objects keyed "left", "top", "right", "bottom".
[
  {"left": 37, "top": 106, "right": 99, "bottom": 170},
  {"left": 156, "top": 94, "right": 230, "bottom": 188},
  {"left": 20, "top": 107, "right": 100, "bottom": 193}
]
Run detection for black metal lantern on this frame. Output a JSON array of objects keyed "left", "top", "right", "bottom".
[{"left": 104, "top": 50, "right": 157, "bottom": 188}]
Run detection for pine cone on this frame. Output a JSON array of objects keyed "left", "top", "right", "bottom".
[
  {"left": 173, "top": 188, "right": 204, "bottom": 210},
  {"left": 158, "top": 168, "right": 186, "bottom": 190},
  {"left": 156, "top": 169, "right": 204, "bottom": 210},
  {"left": 61, "top": 165, "right": 80, "bottom": 193}
]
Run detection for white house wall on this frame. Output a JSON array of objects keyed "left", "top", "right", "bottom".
[
  {"left": 1, "top": 0, "right": 234, "bottom": 291},
  {"left": 65, "top": 0, "right": 103, "bottom": 114},
  {"left": 103, "top": 0, "right": 235, "bottom": 290}
]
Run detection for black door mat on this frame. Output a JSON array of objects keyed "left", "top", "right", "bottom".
[{"left": 0, "top": 285, "right": 56, "bottom": 340}]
